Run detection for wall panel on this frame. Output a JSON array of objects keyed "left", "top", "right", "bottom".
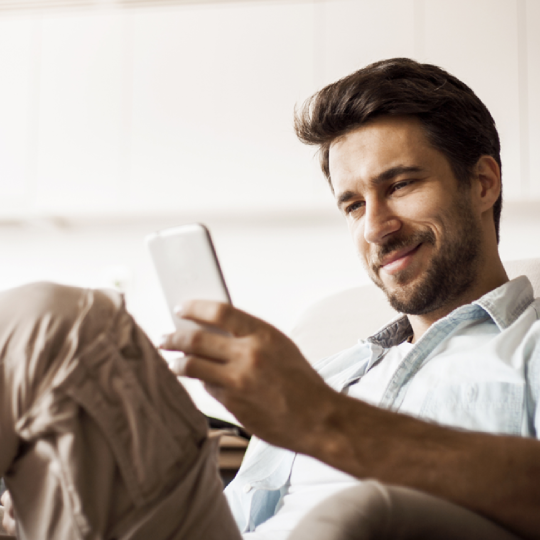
[
  {"left": 129, "top": 3, "right": 320, "bottom": 215},
  {"left": 0, "top": 16, "right": 36, "bottom": 206},
  {"left": 527, "top": 0, "right": 540, "bottom": 197},
  {"left": 35, "top": 12, "right": 126, "bottom": 213},
  {"left": 423, "top": 0, "right": 522, "bottom": 199},
  {"left": 318, "top": 0, "right": 416, "bottom": 87}
]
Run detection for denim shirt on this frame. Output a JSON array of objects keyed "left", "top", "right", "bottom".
[{"left": 225, "top": 276, "right": 540, "bottom": 533}]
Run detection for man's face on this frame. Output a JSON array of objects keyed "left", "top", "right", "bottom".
[{"left": 329, "top": 116, "right": 482, "bottom": 315}]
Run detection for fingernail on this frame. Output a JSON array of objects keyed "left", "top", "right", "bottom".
[
  {"left": 158, "top": 334, "right": 168, "bottom": 349},
  {"left": 174, "top": 305, "right": 183, "bottom": 317}
]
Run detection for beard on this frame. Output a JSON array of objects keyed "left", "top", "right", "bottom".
[{"left": 366, "top": 199, "right": 482, "bottom": 315}]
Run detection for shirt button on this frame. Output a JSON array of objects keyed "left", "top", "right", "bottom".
[{"left": 243, "top": 483, "right": 252, "bottom": 493}]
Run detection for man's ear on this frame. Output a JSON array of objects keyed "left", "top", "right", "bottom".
[{"left": 472, "top": 155, "right": 501, "bottom": 213}]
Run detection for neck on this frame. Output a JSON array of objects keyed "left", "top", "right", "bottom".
[{"left": 408, "top": 255, "right": 508, "bottom": 344}]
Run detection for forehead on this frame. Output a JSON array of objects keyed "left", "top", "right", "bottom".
[{"left": 328, "top": 116, "right": 435, "bottom": 191}]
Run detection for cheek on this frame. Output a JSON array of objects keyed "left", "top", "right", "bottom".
[
  {"left": 399, "top": 184, "right": 444, "bottom": 214},
  {"left": 422, "top": 203, "right": 457, "bottom": 238},
  {"left": 399, "top": 197, "right": 447, "bottom": 235}
]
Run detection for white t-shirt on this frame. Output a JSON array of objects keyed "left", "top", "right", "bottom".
[{"left": 243, "top": 340, "right": 414, "bottom": 540}]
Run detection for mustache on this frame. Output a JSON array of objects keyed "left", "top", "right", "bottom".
[{"left": 371, "top": 230, "right": 436, "bottom": 269}]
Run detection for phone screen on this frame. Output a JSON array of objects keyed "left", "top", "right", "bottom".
[{"left": 146, "top": 223, "right": 231, "bottom": 330}]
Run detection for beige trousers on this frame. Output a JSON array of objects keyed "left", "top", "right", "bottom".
[{"left": 0, "top": 282, "right": 241, "bottom": 540}]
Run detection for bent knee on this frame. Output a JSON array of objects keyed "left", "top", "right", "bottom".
[
  {"left": 0, "top": 282, "right": 124, "bottom": 416},
  {"left": 289, "top": 481, "right": 392, "bottom": 540},
  {"left": 0, "top": 282, "right": 83, "bottom": 325},
  {"left": 0, "top": 282, "right": 122, "bottom": 375},
  {"left": 0, "top": 282, "right": 120, "bottom": 331},
  {"left": 326, "top": 481, "right": 392, "bottom": 525}
]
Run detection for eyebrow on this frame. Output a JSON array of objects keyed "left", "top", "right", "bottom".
[
  {"left": 336, "top": 165, "right": 425, "bottom": 210},
  {"left": 374, "top": 165, "right": 424, "bottom": 185}
]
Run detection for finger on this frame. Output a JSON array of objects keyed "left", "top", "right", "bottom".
[
  {"left": 160, "top": 324, "right": 233, "bottom": 361},
  {"left": 177, "top": 300, "right": 263, "bottom": 337},
  {"left": 1, "top": 491, "right": 16, "bottom": 535},
  {"left": 203, "top": 382, "right": 228, "bottom": 405},
  {"left": 0, "top": 491, "right": 11, "bottom": 514},
  {"left": 3, "top": 512, "right": 16, "bottom": 535},
  {"left": 180, "top": 354, "right": 234, "bottom": 390}
]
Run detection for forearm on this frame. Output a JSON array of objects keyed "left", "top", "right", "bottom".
[{"left": 302, "top": 390, "right": 540, "bottom": 540}]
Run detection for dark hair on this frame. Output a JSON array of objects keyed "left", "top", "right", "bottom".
[{"left": 294, "top": 58, "right": 502, "bottom": 241}]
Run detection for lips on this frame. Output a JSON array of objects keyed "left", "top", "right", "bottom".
[{"left": 378, "top": 243, "right": 422, "bottom": 274}]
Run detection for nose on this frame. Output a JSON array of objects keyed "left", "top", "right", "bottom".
[{"left": 363, "top": 199, "right": 401, "bottom": 244}]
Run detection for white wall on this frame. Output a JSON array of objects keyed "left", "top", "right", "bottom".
[
  {"left": 0, "top": 0, "right": 539, "bottom": 336},
  {"left": 0, "top": 0, "right": 539, "bottom": 216}
]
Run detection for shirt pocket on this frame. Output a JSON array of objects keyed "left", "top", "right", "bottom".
[{"left": 419, "top": 381, "right": 525, "bottom": 436}]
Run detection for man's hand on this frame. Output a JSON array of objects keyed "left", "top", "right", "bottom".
[
  {"left": 160, "top": 300, "right": 337, "bottom": 451},
  {"left": 1, "top": 490, "right": 16, "bottom": 536}
]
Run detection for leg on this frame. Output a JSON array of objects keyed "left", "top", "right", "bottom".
[
  {"left": 0, "top": 282, "right": 241, "bottom": 540},
  {"left": 288, "top": 480, "right": 522, "bottom": 540}
]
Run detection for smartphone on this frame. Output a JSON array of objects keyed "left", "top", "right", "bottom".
[
  {"left": 146, "top": 223, "right": 231, "bottom": 330},
  {"left": 147, "top": 224, "right": 241, "bottom": 426}
]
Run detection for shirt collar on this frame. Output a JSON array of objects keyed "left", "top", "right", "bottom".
[
  {"left": 473, "top": 275, "right": 534, "bottom": 331},
  {"left": 367, "top": 314, "right": 412, "bottom": 349},
  {"left": 367, "top": 275, "right": 534, "bottom": 348}
]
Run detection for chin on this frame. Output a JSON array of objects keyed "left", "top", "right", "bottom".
[{"left": 384, "top": 268, "right": 477, "bottom": 316}]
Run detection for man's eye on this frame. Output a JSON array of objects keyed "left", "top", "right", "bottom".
[
  {"left": 345, "top": 201, "right": 365, "bottom": 214},
  {"left": 392, "top": 180, "right": 413, "bottom": 192}
]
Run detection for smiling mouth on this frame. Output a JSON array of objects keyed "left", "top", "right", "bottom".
[{"left": 378, "top": 243, "right": 422, "bottom": 275}]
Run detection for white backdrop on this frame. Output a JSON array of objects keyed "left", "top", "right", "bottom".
[{"left": 0, "top": 0, "right": 539, "bottom": 216}]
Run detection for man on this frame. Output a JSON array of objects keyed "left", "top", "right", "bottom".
[
  {"left": 1, "top": 58, "right": 540, "bottom": 539},
  {"left": 163, "top": 58, "right": 540, "bottom": 539}
]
